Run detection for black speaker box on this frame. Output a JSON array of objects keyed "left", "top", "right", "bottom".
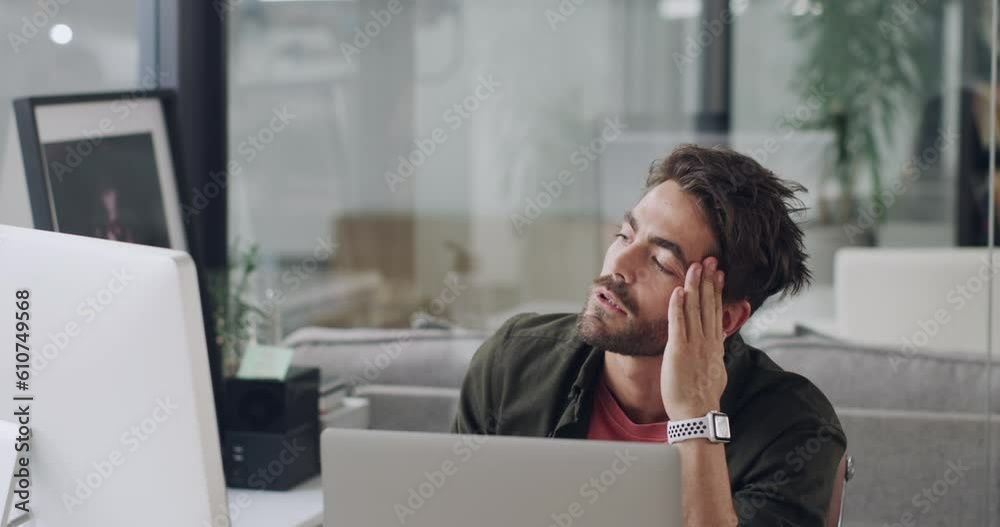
[
  {"left": 223, "top": 366, "right": 319, "bottom": 433},
  {"left": 223, "top": 423, "right": 319, "bottom": 490},
  {"left": 223, "top": 366, "right": 320, "bottom": 490}
]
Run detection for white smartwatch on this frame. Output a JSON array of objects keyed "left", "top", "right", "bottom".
[{"left": 666, "top": 411, "right": 731, "bottom": 444}]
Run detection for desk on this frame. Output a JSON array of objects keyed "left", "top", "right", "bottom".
[
  {"left": 226, "top": 401, "right": 370, "bottom": 526},
  {"left": 12, "top": 478, "right": 324, "bottom": 526},
  {"left": 229, "top": 477, "right": 323, "bottom": 527}
]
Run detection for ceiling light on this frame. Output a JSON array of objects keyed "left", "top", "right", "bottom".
[
  {"left": 658, "top": 0, "right": 701, "bottom": 20},
  {"left": 49, "top": 24, "right": 73, "bottom": 45}
]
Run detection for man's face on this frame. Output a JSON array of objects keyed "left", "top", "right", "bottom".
[
  {"left": 100, "top": 188, "right": 118, "bottom": 213},
  {"left": 577, "top": 180, "right": 719, "bottom": 356}
]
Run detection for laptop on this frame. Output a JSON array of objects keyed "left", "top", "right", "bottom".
[{"left": 321, "top": 428, "right": 681, "bottom": 527}]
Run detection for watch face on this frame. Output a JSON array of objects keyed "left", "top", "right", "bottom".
[{"left": 713, "top": 414, "right": 731, "bottom": 439}]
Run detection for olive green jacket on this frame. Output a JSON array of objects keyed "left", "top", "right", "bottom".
[{"left": 452, "top": 312, "right": 846, "bottom": 527}]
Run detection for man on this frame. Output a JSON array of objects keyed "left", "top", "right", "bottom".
[{"left": 452, "top": 144, "right": 846, "bottom": 526}]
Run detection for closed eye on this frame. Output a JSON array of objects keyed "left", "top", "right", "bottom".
[{"left": 651, "top": 257, "right": 672, "bottom": 274}]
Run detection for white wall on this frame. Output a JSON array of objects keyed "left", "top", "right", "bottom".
[
  {"left": 0, "top": 117, "right": 32, "bottom": 228},
  {"left": 0, "top": 2, "right": 140, "bottom": 228}
]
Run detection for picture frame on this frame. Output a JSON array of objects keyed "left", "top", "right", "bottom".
[{"left": 13, "top": 91, "right": 188, "bottom": 251}]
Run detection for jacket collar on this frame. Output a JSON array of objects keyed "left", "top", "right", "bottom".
[{"left": 552, "top": 332, "right": 754, "bottom": 438}]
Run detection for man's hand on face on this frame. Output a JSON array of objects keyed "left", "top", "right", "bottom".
[{"left": 660, "top": 256, "right": 727, "bottom": 421}]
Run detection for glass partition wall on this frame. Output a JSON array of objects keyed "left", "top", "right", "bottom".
[
  {"left": 730, "top": 0, "right": 1000, "bottom": 524},
  {"left": 227, "top": 0, "right": 999, "bottom": 524},
  {"left": 227, "top": 0, "right": 713, "bottom": 336}
]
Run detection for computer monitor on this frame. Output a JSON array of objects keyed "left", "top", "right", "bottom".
[
  {"left": 13, "top": 92, "right": 187, "bottom": 250},
  {"left": 321, "top": 428, "right": 682, "bottom": 527},
  {"left": 0, "top": 224, "right": 227, "bottom": 526}
]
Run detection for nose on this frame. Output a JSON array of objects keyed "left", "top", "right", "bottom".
[{"left": 608, "top": 243, "right": 642, "bottom": 285}]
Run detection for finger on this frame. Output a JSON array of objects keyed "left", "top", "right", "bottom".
[
  {"left": 700, "top": 258, "right": 716, "bottom": 336},
  {"left": 668, "top": 286, "right": 686, "bottom": 345},
  {"left": 715, "top": 270, "right": 725, "bottom": 338},
  {"left": 684, "top": 262, "right": 703, "bottom": 338}
]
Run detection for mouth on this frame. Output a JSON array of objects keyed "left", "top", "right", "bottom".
[{"left": 594, "top": 288, "right": 628, "bottom": 316}]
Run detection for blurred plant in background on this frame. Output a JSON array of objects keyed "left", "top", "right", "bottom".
[
  {"left": 790, "top": 0, "right": 940, "bottom": 227},
  {"left": 208, "top": 241, "right": 265, "bottom": 377}
]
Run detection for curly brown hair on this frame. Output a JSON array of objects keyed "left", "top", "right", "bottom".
[{"left": 645, "top": 144, "right": 812, "bottom": 313}]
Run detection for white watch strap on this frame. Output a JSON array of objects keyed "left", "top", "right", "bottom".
[{"left": 666, "top": 415, "right": 711, "bottom": 444}]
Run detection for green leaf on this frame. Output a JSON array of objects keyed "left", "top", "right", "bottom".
[{"left": 786, "top": 0, "right": 935, "bottom": 207}]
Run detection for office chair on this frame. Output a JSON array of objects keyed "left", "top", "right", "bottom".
[{"left": 826, "top": 453, "right": 855, "bottom": 527}]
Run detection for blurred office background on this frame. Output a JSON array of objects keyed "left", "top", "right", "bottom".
[
  {"left": 0, "top": 0, "right": 999, "bottom": 524},
  {"left": 0, "top": 0, "right": 993, "bottom": 333},
  {"left": 218, "top": 0, "right": 997, "bottom": 336}
]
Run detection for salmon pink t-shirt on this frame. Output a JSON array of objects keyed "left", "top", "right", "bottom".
[{"left": 586, "top": 371, "right": 669, "bottom": 443}]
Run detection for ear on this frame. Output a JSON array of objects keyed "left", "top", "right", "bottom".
[{"left": 721, "top": 300, "right": 752, "bottom": 337}]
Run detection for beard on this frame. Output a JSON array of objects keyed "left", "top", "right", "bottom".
[{"left": 575, "top": 275, "right": 669, "bottom": 357}]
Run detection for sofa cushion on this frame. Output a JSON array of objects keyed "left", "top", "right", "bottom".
[
  {"left": 756, "top": 330, "right": 999, "bottom": 414},
  {"left": 285, "top": 327, "right": 485, "bottom": 389}
]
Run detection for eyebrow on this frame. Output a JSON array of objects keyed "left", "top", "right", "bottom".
[{"left": 623, "top": 210, "right": 690, "bottom": 269}]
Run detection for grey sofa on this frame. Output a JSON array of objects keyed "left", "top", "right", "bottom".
[
  {"left": 759, "top": 329, "right": 1000, "bottom": 527},
  {"left": 284, "top": 321, "right": 1000, "bottom": 527},
  {"left": 286, "top": 326, "right": 482, "bottom": 432}
]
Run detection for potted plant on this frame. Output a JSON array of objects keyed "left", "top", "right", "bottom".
[
  {"left": 789, "top": 0, "right": 939, "bottom": 280},
  {"left": 208, "top": 241, "right": 266, "bottom": 377}
]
